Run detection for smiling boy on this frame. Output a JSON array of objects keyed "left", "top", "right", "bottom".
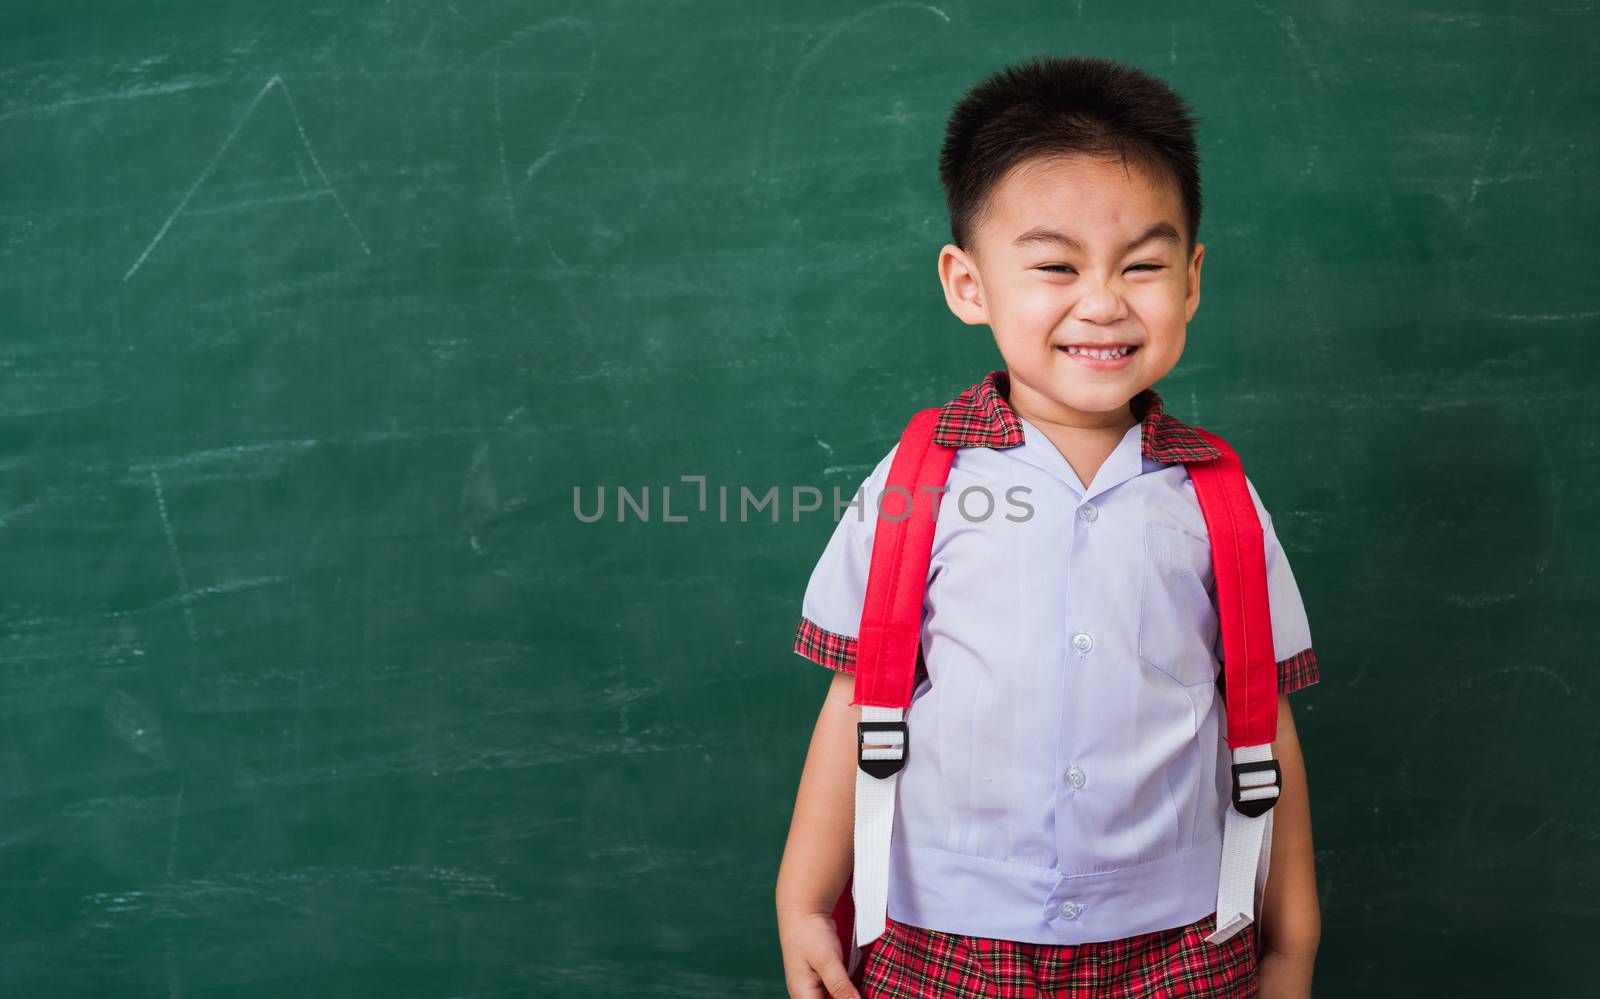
[{"left": 777, "top": 56, "right": 1322, "bottom": 998}]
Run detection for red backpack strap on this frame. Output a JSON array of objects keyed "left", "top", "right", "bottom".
[
  {"left": 1184, "top": 428, "right": 1279, "bottom": 755},
  {"left": 1186, "top": 426, "right": 1284, "bottom": 947},
  {"left": 852, "top": 407, "right": 957, "bottom": 711},
  {"left": 834, "top": 406, "right": 956, "bottom": 969}
]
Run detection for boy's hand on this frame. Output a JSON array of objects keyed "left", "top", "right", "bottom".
[{"left": 777, "top": 909, "right": 861, "bottom": 999}]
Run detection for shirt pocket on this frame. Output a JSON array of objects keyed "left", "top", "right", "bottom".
[{"left": 1137, "top": 522, "right": 1220, "bottom": 687}]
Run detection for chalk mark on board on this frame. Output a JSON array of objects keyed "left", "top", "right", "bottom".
[
  {"left": 521, "top": 133, "right": 658, "bottom": 268},
  {"left": 0, "top": 76, "right": 222, "bottom": 123},
  {"left": 0, "top": 496, "right": 48, "bottom": 528},
  {"left": 124, "top": 73, "right": 371, "bottom": 282},
  {"left": 492, "top": 53, "right": 522, "bottom": 244},
  {"left": 1272, "top": 12, "right": 1327, "bottom": 180},
  {"left": 166, "top": 784, "right": 185, "bottom": 876},
  {"left": 459, "top": 440, "right": 534, "bottom": 579},
  {"left": 135, "top": 439, "right": 320, "bottom": 473},
  {"left": 148, "top": 469, "right": 198, "bottom": 644},
  {"left": 786, "top": 3, "right": 950, "bottom": 98},
  {"left": 165, "top": 929, "right": 182, "bottom": 999},
  {"left": 181, "top": 190, "right": 333, "bottom": 217},
  {"left": 1465, "top": 59, "right": 1529, "bottom": 227},
  {"left": 446, "top": 3, "right": 485, "bottom": 36},
  {"left": 766, "top": 3, "right": 950, "bottom": 207},
  {"left": 466, "top": 18, "right": 594, "bottom": 251},
  {"left": 107, "top": 575, "right": 290, "bottom": 621},
  {"left": 1488, "top": 310, "right": 1600, "bottom": 323}
]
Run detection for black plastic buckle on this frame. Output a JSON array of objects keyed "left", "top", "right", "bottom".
[
  {"left": 1230, "top": 759, "right": 1282, "bottom": 817},
  {"left": 857, "top": 721, "right": 908, "bottom": 779}
]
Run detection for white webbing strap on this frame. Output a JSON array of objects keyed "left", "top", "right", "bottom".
[
  {"left": 1206, "top": 743, "right": 1278, "bottom": 945},
  {"left": 851, "top": 704, "right": 905, "bottom": 951}
]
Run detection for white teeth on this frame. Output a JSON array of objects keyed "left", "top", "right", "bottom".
[{"left": 1065, "top": 345, "right": 1134, "bottom": 360}]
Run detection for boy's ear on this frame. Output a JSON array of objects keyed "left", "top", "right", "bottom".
[
  {"left": 1184, "top": 242, "right": 1205, "bottom": 323},
  {"left": 938, "top": 243, "right": 989, "bottom": 326}
]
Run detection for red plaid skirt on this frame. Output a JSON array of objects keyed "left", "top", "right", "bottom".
[{"left": 856, "top": 909, "right": 1257, "bottom": 998}]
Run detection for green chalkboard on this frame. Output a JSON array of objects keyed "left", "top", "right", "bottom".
[{"left": 2, "top": 1, "right": 1596, "bottom": 995}]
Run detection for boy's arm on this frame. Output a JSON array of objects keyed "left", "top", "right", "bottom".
[
  {"left": 776, "top": 671, "right": 859, "bottom": 913},
  {"left": 1260, "top": 694, "right": 1322, "bottom": 963}
]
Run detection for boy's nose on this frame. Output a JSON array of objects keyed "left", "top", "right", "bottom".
[{"left": 1069, "top": 283, "right": 1128, "bottom": 322}]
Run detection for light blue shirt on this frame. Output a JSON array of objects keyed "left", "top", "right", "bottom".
[{"left": 795, "top": 380, "right": 1317, "bottom": 944}]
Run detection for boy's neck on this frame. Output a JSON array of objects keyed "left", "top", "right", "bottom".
[{"left": 1005, "top": 380, "right": 1141, "bottom": 490}]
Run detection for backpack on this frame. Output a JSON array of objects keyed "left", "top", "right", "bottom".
[{"left": 832, "top": 406, "right": 1283, "bottom": 975}]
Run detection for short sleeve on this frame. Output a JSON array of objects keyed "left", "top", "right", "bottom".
[
  {"left": 1214, "top": 475, "right": 1320, "bottom": 696},
  {"left": 791, "top": 444, "right": 899, "bottom": 674}
]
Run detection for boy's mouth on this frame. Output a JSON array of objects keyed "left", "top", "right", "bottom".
[{"left": 1057, "top": 343, "right": 1140, "bottom": 366}]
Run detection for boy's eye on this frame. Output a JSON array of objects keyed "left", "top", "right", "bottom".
[{"left": 1037, "top": 264, "right": 1166, "bottom": 274}]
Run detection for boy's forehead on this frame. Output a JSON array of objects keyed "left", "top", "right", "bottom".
[{"left": 976, "top": 154, "right": 1185, "bottom": 252}]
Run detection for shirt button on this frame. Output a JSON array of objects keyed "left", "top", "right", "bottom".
[
  {"left": 1067, "top": 766, "right": 1086, "bottom": 789},
  {"left": 1071, "top": 632, "right": 1093, "bottom": 654},
  {"left": 1059, "top": 900, "right": 1083, "bottom": 919},
  {"left": 1078, "top": 503, "right": 1098, "bottom": 522}
]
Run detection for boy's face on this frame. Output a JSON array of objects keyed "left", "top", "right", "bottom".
[{"left": 937, "top": 153, "right": 1203, "bottom": 429}]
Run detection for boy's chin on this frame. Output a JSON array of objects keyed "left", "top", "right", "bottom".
[{"left": 1016, "top": 370, "right": 1148, "bottom": 414}]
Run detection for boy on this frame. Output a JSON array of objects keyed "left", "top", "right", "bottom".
[{"left": 775, "top": 56, "right": 1322, "bottom": 998}]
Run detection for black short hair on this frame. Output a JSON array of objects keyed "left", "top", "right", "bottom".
[{"left": 939, "top": 55, "right": 1203, "bottom": 255}]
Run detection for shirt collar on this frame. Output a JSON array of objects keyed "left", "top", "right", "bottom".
[{"left": 932, "top": 368, "right": 1223, "bottom": 464}]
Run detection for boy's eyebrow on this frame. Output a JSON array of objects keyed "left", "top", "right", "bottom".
[{"left": 1011, "top": 221, "right": 1183, "bottom": 254}]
